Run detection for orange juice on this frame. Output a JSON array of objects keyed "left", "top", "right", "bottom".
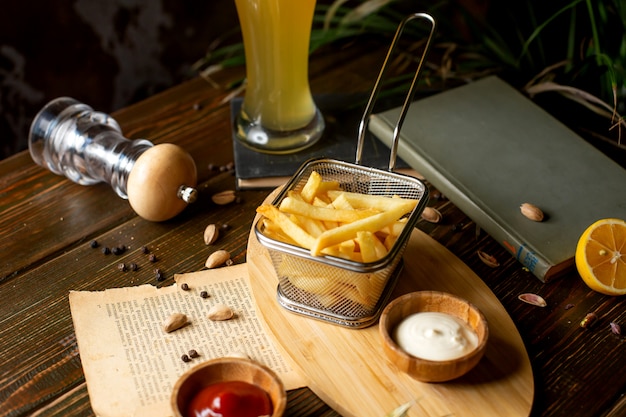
[{"left": 235, "top": 0, "right": 320, "bottom": 135}]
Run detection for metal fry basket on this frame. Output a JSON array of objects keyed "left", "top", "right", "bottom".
[{"left": 254, "top": 13, "right": 436, "bottom": 328}]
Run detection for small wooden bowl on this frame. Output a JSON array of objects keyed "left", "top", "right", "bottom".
[
  {"left": 379, "top": 291, "right": 488, "bottom": 382},
  {"left": 170, "top": 357, "right": 287, "bottom": 417}
]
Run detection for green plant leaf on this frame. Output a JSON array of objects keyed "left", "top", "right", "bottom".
[{"left": 517, "top": 0, "right": 585, "bottom": 65}]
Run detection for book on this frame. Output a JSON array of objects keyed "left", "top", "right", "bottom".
[
  {"left": 369, "top": 75, "right": 626, "bottom": 282},
  {"left": 231, "top": 94, "right": 414, "bottom": 190}
]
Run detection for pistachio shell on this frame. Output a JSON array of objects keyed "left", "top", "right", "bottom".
[
  {"left": 421, "top": 207, "right": 442, "bottom": 223},
  {"left": 520, "top": 203, "right": 544, "bottom": 222},
  {"left": 205, "top": 249, "right": 230, "bottom": 268},
  {"left": 203, "top": 223, "right": 219, "bottom": 245},
  {"left": 207, "top": 304, "right": 234, "bottom": 321},
  {"left": 477, "top": 250, "right": 500, "bottom": 268},
  {"left": 610, "top": 322, "right": 621, "bottom": 335},
  {"left": 211, "top": 190, "right": 236, "bottom": 205},
  {"left": 162, "top": 313, "right": 189, "bottom": 333},
  {"left": 517, "top": 293, "right": 547, "bottom": 307},
  {"left": 580, "top": 312, "right": 598, "bottom": 328}
]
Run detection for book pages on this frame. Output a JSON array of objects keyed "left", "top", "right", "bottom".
[{"left": 69, "top": 263, "right": 305, "bottom": 417}]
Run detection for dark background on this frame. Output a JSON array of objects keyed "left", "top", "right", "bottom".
[
  {"left": 1, "top": 0, "right": 623, "bottom": 165},
  {"left": 0, "top": 0, "right": 240, "bottom": 159}
]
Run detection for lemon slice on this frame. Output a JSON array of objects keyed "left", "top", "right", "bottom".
[{"left": 575, "top": 218, "right": 626, "bottom": 296}]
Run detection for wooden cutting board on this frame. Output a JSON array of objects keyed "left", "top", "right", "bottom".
[{"left": 247, "top": 212, "right": 534, "bottom": 417}]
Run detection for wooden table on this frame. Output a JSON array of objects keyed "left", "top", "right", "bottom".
[{"left": 1, "top": 45, "right": 625, "bottom": 417}]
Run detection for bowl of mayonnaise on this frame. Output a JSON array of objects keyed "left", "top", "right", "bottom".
[{"left": 379, "top": 291, "right": 489, "bottom": 382}]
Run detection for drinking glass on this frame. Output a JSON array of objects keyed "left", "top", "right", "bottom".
[{"left": 234, "top": 0, "right": 324, "bottom": 154}]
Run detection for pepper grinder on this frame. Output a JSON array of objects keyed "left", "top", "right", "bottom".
[{"left": 28, "top": 97, "right": 198, "bottom": 222}]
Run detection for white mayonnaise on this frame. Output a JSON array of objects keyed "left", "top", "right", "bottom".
[{"left": 393, "top": 312, "right": 478, "bottom": 361}]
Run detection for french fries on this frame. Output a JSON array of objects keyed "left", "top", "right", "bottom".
[
  {"left": 279, "top": 196, "right": 379, "bottom": 223},
  {"left": 256, "top": 204, "right": 316, "bottom": 249},
  {"left": 256, "top": 171, "right": 418, "bottom": 262}
]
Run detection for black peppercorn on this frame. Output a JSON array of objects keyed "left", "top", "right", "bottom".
[
  {"left": 111, "top": 247, "right": 121, "bottom": 255},
  {"left": 129, "top": 262, "right": 138, "bottom": 271},
  {"left": 102, "top": 247, "right": 111, "bottom": 255},
  {"left": 188, "top": 349, "right": 199, "bottom": 358},
  {"left": 181, "top": 283, "right": 190, "bottom": 291},
  {"left": 141, "top": 246, "right": 149, "bottom": 254},
  {"left": 89, "top": 240, "right": 99, "bottom": 248},
  {"left": 149, "top": 254, "right": 158, "bottom": 262},
  {"left": 200, "top": 291, "right": 209, "bottom": 299},
  {"left": 117, "top": 263, "right": 127, "bottom": 272},
  {"left": 181, "top": 354, "right": 191, "bottom": 363},
  {"left": 155, "top": 269, "right": 165, "bottom": 281}
]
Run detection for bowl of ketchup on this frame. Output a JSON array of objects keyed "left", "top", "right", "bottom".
[{"left": 171, "top": 357, "right": 286, "bottom": 417}]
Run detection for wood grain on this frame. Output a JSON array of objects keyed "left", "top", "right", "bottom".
[
  {"left": 0, "top": 41, "right": 624, "bottom": 417},
  {"left": 247, "top": 211, "right": 533, "bottom": 417}
]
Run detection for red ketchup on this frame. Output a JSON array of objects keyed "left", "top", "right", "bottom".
[{"left": 187, "top": 380, "right": 273, "bottom": 417}]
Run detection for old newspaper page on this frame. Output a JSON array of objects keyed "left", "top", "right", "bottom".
[{"left": 69, "top": 263, "right": 305, "bottom": 417}]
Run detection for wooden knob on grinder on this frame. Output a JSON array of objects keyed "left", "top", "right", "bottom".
[{"left": 127, "top": 143, "right": 198, "bottom": 221}]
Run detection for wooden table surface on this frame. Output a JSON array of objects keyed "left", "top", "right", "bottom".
[{"left": 1, "top": 44, "right": 625, "bottom": 417}]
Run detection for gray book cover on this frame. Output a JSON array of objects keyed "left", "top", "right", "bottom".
[{"left": 370, "top": 76, "right": 626, "bottom": 281}]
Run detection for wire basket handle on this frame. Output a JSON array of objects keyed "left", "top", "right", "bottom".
[{"left": 355, "top": 13, "right": 436, "bottom": 171}]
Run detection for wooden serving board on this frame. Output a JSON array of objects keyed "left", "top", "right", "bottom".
[{"left": 247, "top": 213, "right": 534, "bottom": 417}]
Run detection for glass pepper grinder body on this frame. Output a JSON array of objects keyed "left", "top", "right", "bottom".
[
  {"left": 29, "top": 97, "right": 198, "bottom": 221},
  {"left": 29, "top": 97, "right": 152, "bottom": 198}
]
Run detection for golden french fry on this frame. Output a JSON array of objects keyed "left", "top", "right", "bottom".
[
  {"left": 318, "top": 179, "right": 341, "bottom": 193},
  {"left": 258, "top": 171, "right": 419, "bottom": 263},
  {"left": 380, "top": 218, "right": 409, "bottom": 237},
  {"left": 256, "top": 204, "right": 316, "bottom": 249},
  {"left": 257, "top": 170, "right": 422, "bottom": 311},
  {"left": 383, "top": 233, "right": 398, "bottom": 251},
  {"left": 312, "top": 196, "right": 331, "bottom": 207},
  {"left": 351, "top": 277, "right": 374, "bottom": 306},
  {"left": 287, "top": 190, "right": 304, "bottom": 201},
  {"left": 327, "top": 190, "right": 417, "bottom": 212},
  {"left": 330, "top": 192, "right": 355, "bottom": 210},
  {"left": 357, "top": 231, "right": 378, "bottom": 263},
  {"left": 311, "top": 197, "right": 339, "bottom": 229},
  {"left": 300, "top": 170, "right": 323, "bottom": 203},
  {"left": 356, "top": 231, "right": 388, "bottom": 262},
  {"left": 287, "top": 266, "right": 374, "bottom": 307},
  {"left": 279, "top": 196, "right": 377, "bottom": 223},
  {"left": 311, "top": 200, "right": 416, "bottom": 256},
  {"left": 315, "top": 293, "right": 341, "bottom": 309},
  {"left": 338, "top": 239, "right": 356, "bottom": 254},
  {"left": 337, "top": 281, "right": 371, "bottom": 306},
  {"left": 372, "top": 234, "right": 389, "bottom": 259},
  {"left": 293, "top": 214, "right": 326, "bottom": 238},
  {"left": 274, "top": 242, "right": 391, "bottom": 309},
  {"left": 262, "top": 218, "right": 302, "bottom": 246},
  {"left": 284, "top": 271, "right": 337, "bottom": 295},
  {"left": 338, "top": 249, "right": 363, "bottom": 263}
]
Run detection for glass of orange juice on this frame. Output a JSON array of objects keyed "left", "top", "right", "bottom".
[{"left": 234, "top": 0, "right": 324, "bottom": 154}]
